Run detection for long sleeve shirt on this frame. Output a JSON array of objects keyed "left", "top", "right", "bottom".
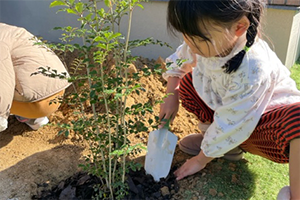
[{"left": 163, "top": 36, "right": 300, "bottom": 158}]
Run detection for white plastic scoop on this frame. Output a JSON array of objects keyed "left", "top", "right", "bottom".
[{"left": 144, "top": 121, "right": 178, "bottom": 181}]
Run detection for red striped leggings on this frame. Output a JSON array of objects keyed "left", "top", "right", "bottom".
[{"left": 179, "top": 72, "right": 300, "bottom": 163}]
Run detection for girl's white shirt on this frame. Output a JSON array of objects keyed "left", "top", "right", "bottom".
[{"left": 163, "top": 36, "right": 300, "bottom": 158}]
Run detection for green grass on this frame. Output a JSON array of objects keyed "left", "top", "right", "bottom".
[
  {"left": 190, "top": 154, "right": 289, "bottom": 200},
  {"left": 184, "top": 61, "right": 300, "bottom": 200},
  {"left": 245, "top": 154, "right": 289, "bottom": 200},
  {"left": 290, "top": 61, "right": 300, "bottom": 89}
]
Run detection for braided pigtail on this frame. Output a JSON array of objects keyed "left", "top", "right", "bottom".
[{"left": 222, "top": 1, "right": 262, "bottom": 74}]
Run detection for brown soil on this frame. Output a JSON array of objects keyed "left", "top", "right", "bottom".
[{"left": 0, "top": 55, "right": 201, "bottom": 200}]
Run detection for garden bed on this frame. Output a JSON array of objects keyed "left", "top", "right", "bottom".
[
  {"left": 0, "top": 54, "right": 258, "bottom": 199},
  {"left": 0, "top": 55, "right": 202, "bottom": 199}
]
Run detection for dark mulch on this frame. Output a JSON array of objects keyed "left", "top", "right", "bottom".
[{"left": 32, "top": 166, "right": 179, "bottom": 200}]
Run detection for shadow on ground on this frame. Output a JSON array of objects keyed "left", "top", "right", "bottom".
[
  {"left": 164, "top": 146, "right": 257, "bottom": 200},
  {"left": 0, "top": 115, "right": 31, "bottom": 149},
  {"left": 134, "top": 146, "right": 256, "bottom": 200},
  {"left": 0, "top": 144, "right": 84, "bottom": 200}
]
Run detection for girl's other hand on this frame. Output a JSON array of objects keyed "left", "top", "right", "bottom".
[{"left": 174, "top": 151, "right": 213, "bottom": 180}]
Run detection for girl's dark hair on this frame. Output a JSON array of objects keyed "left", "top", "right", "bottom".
[{"left": 167, "top": 0, "right": 264, "bottom": 74}]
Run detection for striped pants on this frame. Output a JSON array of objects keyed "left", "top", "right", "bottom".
[{"left": 179, "top": 72, "right": 300, "bottom": 163}]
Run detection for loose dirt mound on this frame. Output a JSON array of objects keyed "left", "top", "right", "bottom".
[{"left": 0, "top": 55, "right": 200, "bottom": 199}]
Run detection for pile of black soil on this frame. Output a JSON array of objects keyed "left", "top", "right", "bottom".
[{"left": 32, "top": 166, "right": 179, "bottom": 200}]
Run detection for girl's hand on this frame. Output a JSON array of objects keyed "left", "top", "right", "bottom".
[
  {"left": 158, "top": 77, "right": 181, "bottom": 128},
  {"left": 174, "top": 151, "right": 213, "bottom": 180},
  {"left": 158, "top": 90, "right": 179, "bottom": 128}
]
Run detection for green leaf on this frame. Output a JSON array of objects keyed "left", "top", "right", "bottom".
[
  {"left": 104, "top": 89, "right": 115, "bottom": 95},
  {"left": 97, "top": 43, "right": 107, "bottom": 49},
  {"left": 75, "top": 2, "right": 84, "bottom": 13},
  {"left": 53, "top": 26, "right": 63, "bottom": 30},
  {"left": 136, "top": 3, "right": 144, "bottom": 9},
  {"left": 98, "top": 8, "right": 105, "bottom": 17},
  {"left": 103, "top": 32, "right": 111, "bottom": 39},
  {"left": 94, "top": 36, "right": 106, "bottom": 43},
  {"left": 114, "top": 93, "right": 123, "bottom": 99},
  {"left": 109, "top": 32, "right": 122, "bottom": 40},
  {"left": 148, "top": 118, "right": 153, "bottom": 125},
  {"left": 85, "top": 13, "right": 93, "bottom": 21},
  {"left": 66, "top": 8, "right": 77, "bottom": 14},
  {"left": 49, "top": 0, "right": 66, "bottom": 8},
  {"left": 64, "top": 130, "right": 70, "bottom": 137},
  {"left": 104, "top": 0, "right": 110, "bottom": 7}
]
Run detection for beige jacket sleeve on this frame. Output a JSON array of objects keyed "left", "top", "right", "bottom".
[
  {"left": 9, "top": 25, "right": 71, "bottom": 102},
  {"left": 0, "top": 23, "right": 71, "bottom": 132},
  {"left": 0, "top": 44, "right": 15, "bottom": 131}
]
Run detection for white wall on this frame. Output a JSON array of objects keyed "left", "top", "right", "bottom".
[
  {"left": 287, "top": 11, "right": 300, "bottom": 66},
  {"left": 120, "top": 1, "right": 182, "bottom": 60},
  {"left": 263, "top": 6, "right": 300, "bottom": 67},
  {"left": 0, "top": 0, "right": 181, "bottom": 60},
  {"left": 0, "top": 0, "right": 81, "bottom": 42},
  {"left": 262, "top": 7, "right": 293, "bottom": 64}
]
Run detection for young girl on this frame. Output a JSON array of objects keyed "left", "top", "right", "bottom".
[
  {"left": 159, "top": 0, "right": 300, "bottom": 199},
  {"left": 0, "top": 23, "right": 70, "bottom": 131}
]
